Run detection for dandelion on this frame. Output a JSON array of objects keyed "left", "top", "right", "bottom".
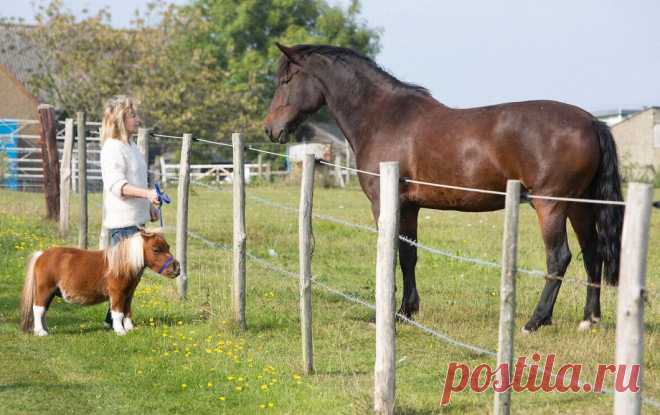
[
  {"left": 259, "top": 404, "right": 266, "bottom": 409},
  {"left": 181, "top": 384, "right": 188, "bottom": 389},
  {"left": 260, "top": 384, "right": 268, "bottom": 390},
  {"left": 235, "top": 386, "right": 242, "bottom": 392},
  {"left": 218, "top": 396, "right": 225, "bottom": 401},
  {"left": 207, "top": 382, "right": 213, "bottom": 388},
  {"left": 268, "top": 402, "right": 274, "bottom": 408}
]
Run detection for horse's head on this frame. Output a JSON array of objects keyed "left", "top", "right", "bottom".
[
  {"left": 140, "top": 229, "right": 180, "bottom": 278},
  {"left": 264, "top": 43, "right": 326, "bottom": 143}
]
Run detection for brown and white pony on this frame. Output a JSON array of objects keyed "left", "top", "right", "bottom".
[{"left": 20, "top": 228, "right": 180, "bottom": 336}]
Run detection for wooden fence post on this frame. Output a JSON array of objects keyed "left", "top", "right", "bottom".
[
  {"left": 614, "top": 182, "right": 653, "bottom": 415},
  {"left": 493, "top": 180, "right": 520, "bottom": 415},
  {"left": 59, "top": 118, "right": 74, "bottom": 234},
  {"left": 334, "top": 154, "right": 345, "bottom": 188},
  {"left": 299, "top": 153, "right": 315, "bottom": 374},
  {"left": 258, "top": 153, "right": 263, "bottom": 180},
  {"left": 137, "top": 128, "right": 149, "bottom": 183},
  {"left": 77, "top": 112, "right": 87, "bottom": 249},
  {"left": 233, "top": 132, "right": 247, "bottom": 330},
  {"left": 374, "top": 161, "right": 399, "bottom": 415},
  {"left": 38, "top": 104, "right": 60, "bottom": 220},
  {"left": 176, "top": 133, "right": 192, "bottom": 299}
]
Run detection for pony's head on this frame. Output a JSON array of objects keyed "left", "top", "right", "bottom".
[
  {"left": 139, "top": 229, "right": 180, "bottom": 278},
  {"left": 264, "top": 43, "right": 326, "bottom": 143},
  {"left": 105, "top": 229, "right": 180, "bottom": 279}
]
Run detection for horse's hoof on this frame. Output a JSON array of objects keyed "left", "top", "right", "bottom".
[
  {"left": 114, "top": 328, "right": 127, "bottom": 336},
  {"left": 34, "top": 329, "right": 48, "bottom": 337},
  {"left": 123, "top": 318, "right": 134, "bottom": 331},
  {"left": 520, "top": 326, "right": 533, "bottom": 336},
  {"left": 577, "top": 320, "right": 599, "bottom": 332},
  {"left": 103, "top": 321, "right": 112, "bottom": 329}
]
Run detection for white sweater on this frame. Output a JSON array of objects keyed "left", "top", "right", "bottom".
[{"left": 100, "top": 138, "right": 150, "bottom": 229}]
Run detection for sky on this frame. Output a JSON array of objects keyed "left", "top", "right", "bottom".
[{"left": 3, "top": 0, "right": 659, "bottom": 112}]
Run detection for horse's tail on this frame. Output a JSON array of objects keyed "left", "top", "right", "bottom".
[
  {"left": 590, "top": 120, "right": 624, "bottom": 286},
  {"left": 20, "top": 251, "right": 43, "bottom": 332}
]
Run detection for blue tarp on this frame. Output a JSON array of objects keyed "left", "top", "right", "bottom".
[{"left": 0, "top": 120, "right": 18, "bottom": 189}]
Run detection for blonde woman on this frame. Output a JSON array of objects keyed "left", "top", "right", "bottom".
[{"left": 100, "top": 95, "right": 158, "bottom": 327}]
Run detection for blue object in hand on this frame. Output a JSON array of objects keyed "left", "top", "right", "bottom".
[{"left": 154, "top": 183, "right": 170, "bottom": 227}]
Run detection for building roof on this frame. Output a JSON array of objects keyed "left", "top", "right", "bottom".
[{"left": 0, "top": 24, "right": 49, "bottom": 102}]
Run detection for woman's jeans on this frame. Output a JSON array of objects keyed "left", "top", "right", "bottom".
[
  {"left": 110, "top": 225, "right": 141, "bottom": 246},
  {"left": 105, "top": 225, "right": 142, "bottom": 326}
]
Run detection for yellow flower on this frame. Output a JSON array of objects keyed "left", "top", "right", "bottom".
[
  {"left": 181, "top": 384, "right": 188, "bottom": 389},
  {"left": 207, "top": 382, "right": 213, "bottom": 388},
  {"left": 259, "top": 404, "right": 266, "bottom": 409},
  {"left": 268, "top": 403, "right": 274, "bottom": 408},
  {"left": 218, "top": 396, "right": 225, "bottom": 401},
  {"left": 235, "top": 386, "right": 242, "bottom": 392},
  {"left": 260, "top": 384, "right": 268, "bottom": 390}
]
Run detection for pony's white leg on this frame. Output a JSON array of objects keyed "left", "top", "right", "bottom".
[
  {"left": 111, "top": 310, "right": 127, "bottom": 336},
  {"left": 123, "top": 317, "right": 134, "bottom": 331},
  {"left": 32, "top": 305, "right": 48, "bottom": 336}
]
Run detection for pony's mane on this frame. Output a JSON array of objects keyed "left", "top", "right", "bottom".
[
  {"left": 277, "top": 44, "right": 430, "bottom": 97},
  {"left": 103, "top": 229, "right": 163, "bottom": 278}
]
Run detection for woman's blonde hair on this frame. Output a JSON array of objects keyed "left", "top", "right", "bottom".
[{"left": 100, "top": 95, "right": 138, "bottom": 144}]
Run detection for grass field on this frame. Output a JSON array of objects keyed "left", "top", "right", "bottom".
[{"left": 0, "top": 183, "right": 658, "bottom": 414}]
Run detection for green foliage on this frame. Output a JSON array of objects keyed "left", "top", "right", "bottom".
[{"left": 0, "top": 0, "right": 380, "bottom": 163}]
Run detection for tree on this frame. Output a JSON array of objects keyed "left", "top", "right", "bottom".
[{"left": 0, "top": 0, "right": 381, "bottom": 161}]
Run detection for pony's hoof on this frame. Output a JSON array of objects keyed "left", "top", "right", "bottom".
[
  {"left": 103, "top": 321, "right": 112, "bottom": 329},
  {"left": 34, "top": 329, "right": 48, "bottom": 337},
  {"left": 123, "top": 318, "right": 134, "bottom": 331},
  {"left": 114, "top": 328, "right": 127, "bottom": 336}
]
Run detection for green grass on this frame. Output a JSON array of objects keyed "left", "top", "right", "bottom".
[{"left": 0, "top": 184, "right": 658, "bottom": 414}]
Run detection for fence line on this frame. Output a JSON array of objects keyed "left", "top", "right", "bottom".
[
  {"left": 151, "top": 134, "right": 633, "bottom": 206},
  {"left": 243, "top": 192, "right": 621, "bottom": 291},
  {"left": 184, "top": 227, "right": 660, "bottom": 410}
]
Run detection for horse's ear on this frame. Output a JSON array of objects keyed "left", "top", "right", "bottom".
[{"left": 276, "top": 42, "right": 301, "bottom": 66}]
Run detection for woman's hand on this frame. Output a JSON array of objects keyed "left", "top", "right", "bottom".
[{"left": 146, "top": 189, "right": 160, "bottom": 205}]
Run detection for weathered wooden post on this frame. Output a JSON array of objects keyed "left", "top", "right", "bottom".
[
  {"left": 77, "top": 112, "right": 88, "bottom": 249},
  {"left": 176, "top": 133, "right": 192, "bottom": 299},
  {"left": 59, "top": 118, "right": 74, "bottom": 234},
  {"left": 233, "top": 133, "right": 247, "bottom": 330},
  {"left": 137, "top": 128, "right": 149, "bottom": 183},
  {"left": 374, "top": 161, "right": 399, "bottom": 415},
  {"left": 334, "top": 154, "right": 345, "bottom": 188},
  {"left": 38, "top": 104, "right": 60, "bottom": 220},
  {"left": 493, "top": 180, "right": 520, "bottom": 415},
  {"left": 299, "top": 153, "right": 315, "bottom": 374},
  {"left": 614, "top": 183, "right": 653, "bottom": 415},
  {"left": 257, "top": 153, "right": 263, "bottom": 180},
  {"left": 344, "top": 139, "right": 351, "bottom": 184}
]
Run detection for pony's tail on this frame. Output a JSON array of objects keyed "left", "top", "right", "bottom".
[
  {"left": 591, "top": 120, "right": 624, "bottom": 286},
  {"left": 20, "top": 251, "right": 43, "bottom": 332}
]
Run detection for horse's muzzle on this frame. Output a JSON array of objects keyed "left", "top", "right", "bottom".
[{"left": 172, "top": 260, "right": 181, "bottom": 278}]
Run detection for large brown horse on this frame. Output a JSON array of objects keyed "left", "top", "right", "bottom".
[{"left": 264, "top": 43, "right": 624, "bottom": 333}]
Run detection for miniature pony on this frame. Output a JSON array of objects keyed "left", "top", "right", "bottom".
[{"left": 20, "top": 228, "right": 180, "bottom": 336}]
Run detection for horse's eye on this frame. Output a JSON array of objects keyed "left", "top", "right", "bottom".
[{"left": 152, "top": 247, "right": 161, "bottom": 253}]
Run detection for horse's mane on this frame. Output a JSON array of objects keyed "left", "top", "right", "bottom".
[
  {"left": 103, "top": 228, "right": 163, "bottom": 278},
  {"left": 277, "top": 44, "right": 431, "bottom": 97}
]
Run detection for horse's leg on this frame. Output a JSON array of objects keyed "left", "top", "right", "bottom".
[
  {"left": 523, "top": 202, "right": 572, "bottom": 333},
  {"left": 568, "top": 204, "right": 603, "bottom": 331},
  {"left": 33, "top": 282, "right": 57, "bottom": 337},
  {"left": 398, "top": 205, "right": 420, "bottom": 318},
  {"left": 122, "top": 281, "right": 140, "bottom": 332},
  {"left": 108, "top": 285, "right": 128, "bottom": 336}
]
